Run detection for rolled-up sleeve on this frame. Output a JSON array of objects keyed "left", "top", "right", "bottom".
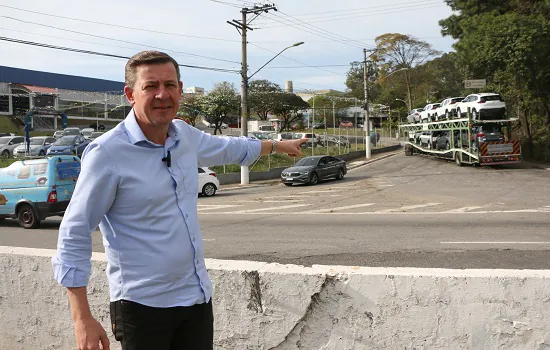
[
  {"left": 192, "top": 127, "right": 261, "bottom": 167},
  {"left": 52, "top": 142, "right": 118, "bottom": 287}
]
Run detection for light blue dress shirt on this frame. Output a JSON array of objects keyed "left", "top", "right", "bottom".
[{"left": 52, "top": 110, "right": 261, "bottom": 308}]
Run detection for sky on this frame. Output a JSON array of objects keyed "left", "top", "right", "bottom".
[{"left": 0, "top": 0, "right": 456, "bottom": 94}]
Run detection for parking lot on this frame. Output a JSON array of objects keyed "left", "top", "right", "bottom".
[{"left": 0, "top": 153, "right": 549, "bottom": 269}]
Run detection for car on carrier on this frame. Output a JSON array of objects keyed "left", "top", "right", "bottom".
[
  {"left": 0, "top": 156, "right": 81, "bottom": 228},
  {"left": 419, "top": 103, "right": 441, "bottom": 123},
  {"left": 456, "top": 93, "right": 506, "bottom": 120},
  {"left": 435, "top": 97, "right": 465, "bottom": 120},
  {"left": 406, "top": 108, "right": 424, "bottom": 124}
]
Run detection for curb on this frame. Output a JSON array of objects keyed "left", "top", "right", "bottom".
[{"left": 347, "top": 152, "right": 397, "bottom": 170}]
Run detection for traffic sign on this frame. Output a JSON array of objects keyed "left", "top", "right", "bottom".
[{"left": 464, "top": 79, "right": 486, "bottom": 89}]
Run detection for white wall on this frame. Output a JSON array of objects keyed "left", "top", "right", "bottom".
[{"left": 1, "top": 246, "right": 550, "bottom": 349}]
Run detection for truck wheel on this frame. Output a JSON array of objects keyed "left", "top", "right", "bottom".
[
  {"left": 17, "top": 204, "right": 40, "bottom": 229},
  {"left": 405, "top": 145, "right": 413, "bottom": 156},
  {"left": 455, "top": 153, "right": 463, "bottom": 167}
]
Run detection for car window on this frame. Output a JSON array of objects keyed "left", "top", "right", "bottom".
[
  {"left": 198, "top": 168, "right": 205, "bottom": 173},
  {"left": 14, "top": 137, "right": 24, "bottom": 144},
  {"left": 295, "top": 157, "right": 319, "bottom": 166},
  {"left": 481, "top": 95, "right": 502, "bottom": 102}
]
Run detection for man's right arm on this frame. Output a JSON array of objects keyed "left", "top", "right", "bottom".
[{"left": 52, "top": 143, "right": 118, "bottom": 348}]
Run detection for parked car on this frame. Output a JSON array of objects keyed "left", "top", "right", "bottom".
[
  {"left": 274, "top": 132, "right": 297, "bottom": 141},
  {"left": 435, "top": 97, "right": 465, "bottom": 121},
  {"left": 13, "top": 136, "right": 56, "bottom": 157},
  {"left": 198, "top": 167, "right": 220, "bottom": 197},
  {"left": 81, "top": 128, "right": 95, "bottom": 140},
  {"left": 471, "top": 124, "right": 505, "bottom": 149},
  {"left": 248, "top": 132, "right": 271, "bottom": 140},
  {"left": 89, "top": 131, "right": 104, "bottom": 141},
  {"left": 0, "top": 136, "right": 25, "bottom": 158},
  {"left": 319, "top": 135, "right": 350, "bottom": 148},
  {"left": 406, "top": 108, "right": 424, "bottom": 124},
  {"left": 0, "top": 155, "right": 81, "bottom": 228},
  {"left": 53, "top": 130, "right": 64, "bottom": 139},
  {"left": 456, "top": 93, "right": 506, "bottom": 120},
  {"left": 419, "top": 131, "right": 434, "bottom": 149},
  {"left": 420, "top": 103, "right": 441, "bottom": 123},
  {"left": 312, "top": 123, "right": 325, "bottom": 129},
  {"left": 47, "top": 135, "right": 90, "bottom": 156},
  {"left": 281, "top": 155, "right": 347, "bottom": 186},
  {"left": 0, "top": 133, "right": 15, "bottom": 137},
  {"left": 62, "top": 127, "right": 82, "bottom": 137},
  {"left": 294, "top": 132, "right": 321, "bottom": 146},
  {"left": 339, "top": 121, "right": 353, "bottom": 128}
]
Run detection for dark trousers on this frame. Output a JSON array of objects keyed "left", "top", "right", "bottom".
[{"left": 110, "top": 300, "right": 213, "bottom": 350}]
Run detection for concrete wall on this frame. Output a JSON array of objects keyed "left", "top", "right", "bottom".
[
  {"left": 2, "top": 246, "right": 550, "bottom": 350},
  {"left": 217, "top": 145, "right": 402, "bottom": 185}
]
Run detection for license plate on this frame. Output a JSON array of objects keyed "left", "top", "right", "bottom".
[{"left": 286, "top": 177, "right": 293, "bottom": 181}]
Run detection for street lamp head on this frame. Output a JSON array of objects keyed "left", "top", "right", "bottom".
[{"left": 292, "top": 42, "right": 305, "bottom": 47}]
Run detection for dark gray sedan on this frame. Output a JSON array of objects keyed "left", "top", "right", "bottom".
[{"left": 281, "top": 155, "right": 347, "bottom": 186}]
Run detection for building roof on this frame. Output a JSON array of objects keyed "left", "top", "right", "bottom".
[{"left": 0, "top": 65, "right": 125, "bottom": 92}]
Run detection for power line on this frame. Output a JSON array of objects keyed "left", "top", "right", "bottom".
[
  {"left": 258, "top": 3, "right": 445, "bottom": 27},
  {"left": 264, "top": 64, "right": 350, "bottom": 69},
  {"left": 0, "top": 4, "right": 240, "bottom": 43},
  {"left": 259, "top": 0, "right": 442, "bottom": 20},
  {"left": 1, "top": 16, "right": 240, "bottom": 65},
  {"left": 0, "top": 36, "right": 240, "bottom": 73},
  {"left": 259, "top": 13, "right": 365, "bottom": 50}
]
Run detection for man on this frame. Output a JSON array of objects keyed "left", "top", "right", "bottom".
[{"left": 52, "top": 50, "right": 306, "bottom": 350}]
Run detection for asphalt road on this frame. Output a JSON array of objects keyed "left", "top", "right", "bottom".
[{"left": 1, "top": 152, "right": 549, "bottom": 269}]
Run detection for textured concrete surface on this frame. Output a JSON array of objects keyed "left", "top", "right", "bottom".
[{"left": 2, "top": 246, "right": 550, "bottom": 349}]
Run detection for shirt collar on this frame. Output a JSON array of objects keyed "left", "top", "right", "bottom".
[{"left": 124, "top": 109, "right": 181, "bottom": 146}]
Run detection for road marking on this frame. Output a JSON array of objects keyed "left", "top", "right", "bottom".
[
  {"left": 262, "top": 195, "right": 342, "bottom": 199},
  {"left": 230, "top": 200, "right": 306, "bottom": 203},
  {"left": 229, "top": 204, "right": 311, "bottom": 214},
  {"left": 298, "top": 190, "right": 341, "bottom": 194},
  {"left": 444, "top": 206, "right": 484, "bottom": 213},
  {"left": 200, "top": 209, "right": 550, "bottom": 215},
  {"left": 197, "top": 204, "right": 242, "bottom": 211},
  {"left": 375, "top": 203, "right": 440, "bottom": 213},
  {"left": 301, "top": 203, "right": 375, "bottom": 214},
  {"left": 203, "top": 239, "right": 216, "bottom": 242},
  {"left": 377, "top": 185, "right": 395, "bottom": 187},
  {"left": 441, "top": 241, "right": 550, "bottom": 245}
]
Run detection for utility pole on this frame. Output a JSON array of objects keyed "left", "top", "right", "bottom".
[
  {"left": 363, "top": 48, "right": 371, "bottom": 159},
  {"left": 227, "top": 4, "right": 277, "bottom": 184}
]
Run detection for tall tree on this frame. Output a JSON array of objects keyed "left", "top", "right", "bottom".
[
  {"left": 273, "top": 93, "right": 310, "bottom": 131},
  {"left": 178, "top": 94, "right": 202, "bottom": 126},
  {"left": 371, "top": 33, "right": 441, "bottom": 110},
  {"left": 248, "top": 80, "right": 283, "bottom": 120},
  {"left": 199, "top": 82, "right": 240, "bottom": 135},
  {"left": 345, "top": 61, "right": 380, "bottom": 103},
  {"left": 440, "top": 0, "right": 550, "bottom": 159}
]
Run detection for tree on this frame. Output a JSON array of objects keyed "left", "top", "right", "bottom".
[
  {"left": 345, "top": 61, "right": 380, "bottom": 103},
  {"left": 440, "top": 0, "right": 550, "bottom": 159},
  {"left": 178, "top": 94, "right": 202, "bottom": 126},
  {"left": 199, "top": 82, "right": 240, "bottom": 135},
  {"left": 248, "top": 80, "right": 283, "bottom": 120},
  {"left": 371, "top": 33, "right": 441, "bottom": 110},
  {"left": 272, "top": 93, "right": 310, "bottom": 131}
]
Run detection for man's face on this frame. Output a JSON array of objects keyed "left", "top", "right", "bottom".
[{"left": 124, "top": 62, "right": 183, "bottom": 128}]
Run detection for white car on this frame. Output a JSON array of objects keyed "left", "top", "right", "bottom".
[
  {"left": 198, "top": 167, "right": 220, "bottom": 197},
  {"left": 81, "top": 128, "right": 95, "bottom": 140},
  {"left": 419, "top": 131, "right": 435, "bottom": 149},
  {"left": 419, "top": 103, "right": 441, "bottom": 123},
  {"left": 456, "top": 93, "right": 506, "bottom": 120},
  {"left": 435, "top": 97, "right": 465, "bottom": 121},
  {"left": 406, "top": 108, "right": 424, "bottom": 124}
]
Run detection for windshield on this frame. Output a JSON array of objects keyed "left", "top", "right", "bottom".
[
  {"left": 0, "top": 137, "right": 9, "bottom": 145},
  {"left": 29, "top": 138, "right": 44, "bottom": 145},
  {"left": 295, "top": 158, "right": 319, "bottom": 166},
  {"left": 82, "top": 130, "right": 93, "bottom": 136},
  {"left": 64, "top": 129, "right": 80, "bottom": 135},
  {"left": 54, "top": 137, "right": 76, "bottom": 146}
]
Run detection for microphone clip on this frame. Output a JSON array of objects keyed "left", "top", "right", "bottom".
[{"left": 162, "top": 150, "right": 171, "bottom": 167}]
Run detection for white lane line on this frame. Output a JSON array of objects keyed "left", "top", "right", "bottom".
[
  {"left": 441, "top": 241, "right": 550, "bottom": 245},
  {"left": 203, "top": 239, "right": 216, "bottom": 242},
  {"left": 298, "top": 190, "right": 341, "bottom": 194},
  {"left": 375, "top": 203, "right": 440, "bottom": 213},
  {"left": 444, "top": 206, "right": 484, "bottom": 213},
  {"left": 301, "top": 203, "right": 375, "bottom": 214},
  {"left": 262, "top": 195, "right": 341, "bottom": 199},
  {"left": 197, "top": 205, "right": 242, "bottom": 211},
  {"left": 230, "top": 204, "right": 311, "bottom": 214},
  {"left": 230, "top": 200, "right": 305, "bottom": 203},
  {"left": 377, "top": 185, "right": 395, "bottom": 187},
  {"left": 201, "top": 209, "right": 550, "bottom": 215}
]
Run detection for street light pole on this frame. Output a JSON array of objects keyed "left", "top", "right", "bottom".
[{"left": 363, "top": 48, "right": 371, "bottom": 159}]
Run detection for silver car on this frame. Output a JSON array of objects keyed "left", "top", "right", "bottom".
[
  {"left": 13, "top": 136, "right": 56, "bottom": 157},
  {"left": 0, "top": 136, "right": 25, "bottom": 158}
]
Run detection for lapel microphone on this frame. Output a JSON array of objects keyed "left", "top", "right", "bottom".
[{"left": 162, "top": 150, "right": 171, "bottom": 167}]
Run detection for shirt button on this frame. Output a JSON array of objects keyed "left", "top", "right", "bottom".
[{"left": 195, "top": 259, "right": 199, "bottom": 264}]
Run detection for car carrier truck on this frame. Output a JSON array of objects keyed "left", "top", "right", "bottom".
[{"left": 400, "top": 110, "right": 521, "bottom": 166}]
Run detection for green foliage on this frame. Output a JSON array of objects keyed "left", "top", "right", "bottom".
[
  {"left": 199, "top": 82, "right": 240, "bottom": 135},
  {"left": 273, "top": 93, "right": 310, "bottom": 131},
  {"left": 179, "top": 94, "right": 203, "bottom": 126},
  {"left": 248, "top": 80, "right": 283, "bottom": 120}
]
